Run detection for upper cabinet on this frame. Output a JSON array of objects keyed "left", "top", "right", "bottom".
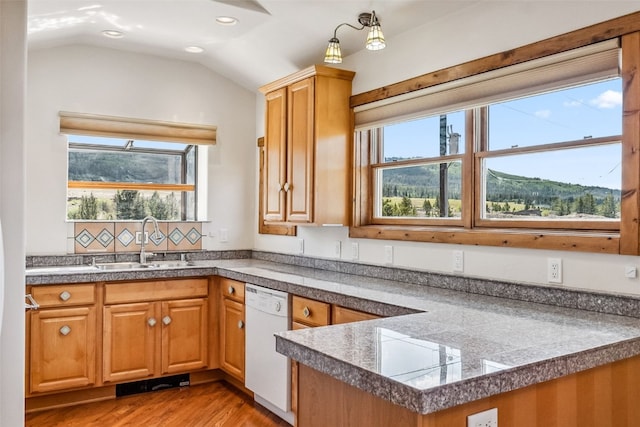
[{"left": 260, "top": 65, "right": 355, "bottom": 226}]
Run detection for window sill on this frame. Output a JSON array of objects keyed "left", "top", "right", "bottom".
[{"left": 349, "top": 225, "right": 620, "bottom": 254}]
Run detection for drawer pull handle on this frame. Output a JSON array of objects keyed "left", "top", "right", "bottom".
[
  {"left": 238, "top": 320, "right": 244, "bottom": 329},
  {"left": 228, "top": 286, "right": 235, "bottom": 295},
  {"left": 162, "top": 316, "right": 172, "bottom": 325},
  {"left": 59, "top": 291, "right": 71, "bottom": 302},
  {"left": 148, "top": 318, "right": 157, "bottom": 327},
  {"left": 59, "top": 325, "right": 71, "bottom": 336},
  {"left": 302, "top": 307, "right": 310, "bottom": 318},
  {"left": 25, "top": 294, "right": 40, "bottom": 311}
]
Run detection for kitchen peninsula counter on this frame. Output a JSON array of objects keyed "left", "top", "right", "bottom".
[{"left": 26, "top": 257, "right": 640, "bottom": 423}]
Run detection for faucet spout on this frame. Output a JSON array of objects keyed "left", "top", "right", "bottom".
[{"left": 140, "top": 216, "right": 160, "bottom": 264}]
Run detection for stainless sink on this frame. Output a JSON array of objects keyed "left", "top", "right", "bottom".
[
  {"left": 96, "top": 262, "right": 151, "bottom": 270},
  {"left": 96, "top": 261, "right": 195, "bottom": 270}
]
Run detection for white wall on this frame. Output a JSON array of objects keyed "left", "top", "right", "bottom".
[
  {"left": 26, "top": 45, "right": 257, "bottom": 254},
  {"left": 254, "top": 3, "right": 640, "bottom": 297},
  {"left": 1, "top": 1, "right": 27, "bottom": 425}
]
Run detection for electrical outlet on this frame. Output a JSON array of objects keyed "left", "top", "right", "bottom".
[
  {"left": 333, "top": 240, "right": 342, "bottom": 258},
  {"left": 467, "top": 408, "right": 497, "bottom": 427},
  {"left": 384, "top": 245, "right": 393, "bottom": 264},
  {"left": 351, "top": 242, "right": 359, "bottom": 260},
  {"left": 219, "top": 228, "right": 228, "bottom": 243},
  {"left": 453, "top": 250, "right": 464, "bottom": 272},
  {"left": 548, "top": 258, "right": 562, "bottom": 283},
  {"left": 298, "top": 239, "right": 304, "bottom": 255}
]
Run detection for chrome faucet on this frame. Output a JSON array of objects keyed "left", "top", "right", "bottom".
[{"left": 140, "top": 215, "right": 159, "bottom": 264}]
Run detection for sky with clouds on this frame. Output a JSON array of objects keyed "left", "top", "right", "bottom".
[{"left": 384, "top": 78, "right": 623, "bottom": 190}]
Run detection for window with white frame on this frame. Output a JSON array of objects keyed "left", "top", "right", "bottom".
[
  {"left": 59, "top": 112, "right": 216, "bottom": 221},
  {"left": 66, "top": 135, "right": 197, "bottom": 221}
]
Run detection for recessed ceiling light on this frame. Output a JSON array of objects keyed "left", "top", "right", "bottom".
[
  {"left": 185, "top": 46, "right": 204, "bottom": 54},
  {"left": 216, "top": 16, "right": 238, "bottom": 26},
  {"left": 102, "top": 30, "right": 123, "bottom": 38}
]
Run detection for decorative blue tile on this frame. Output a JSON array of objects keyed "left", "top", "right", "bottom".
[
  {"left": 96, "top": 229, "right": 115, "bottom": 247},
  {"left": 185, "top": 227, "right": 202, "bottom": 245},
  {"left": 169, "top": 228, "right": 185, "bottom": 245},
  {"left": 117, "top": 229, "right": 135, "bottom": 247},
  {"left": 75, "top": 229, "right": 95, "bottom": 248}
]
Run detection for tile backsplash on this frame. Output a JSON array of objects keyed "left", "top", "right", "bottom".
[{"left": 74, "top": 221, "right": 202, "bottom": 254}]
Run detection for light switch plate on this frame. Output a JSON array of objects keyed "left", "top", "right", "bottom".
[
  {"left": 351, "top": 242, "right": 359, "bottom": 260},
  {"left": 333, "top": 240, "right": 342, "bottom": 258},
  {"left": 298, "top": 239, "right": 304, "bottom": 254}
]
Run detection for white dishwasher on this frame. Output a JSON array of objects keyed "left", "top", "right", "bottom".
[{"left": 245, "top": 283, "right": 294, "bottom": 425}]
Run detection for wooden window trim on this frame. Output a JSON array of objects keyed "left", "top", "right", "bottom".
[
  {"left": 68, "top": 181, "right": 195, "bottom": 192},
  {"left": 350, "top": 14, "right": 640, "bottom": 254}
]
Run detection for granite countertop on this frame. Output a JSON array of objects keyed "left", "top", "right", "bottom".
[{"left": 25, "top": 257, "right": 640, "bottom": 415}]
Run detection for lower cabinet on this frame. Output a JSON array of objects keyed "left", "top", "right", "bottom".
[
  {"left": 102, "top": 298, "right": 208, "bottom": 383},
  {"left": 27, "top": 283, "right": 97, "bottom": 395},
  {"left": 103, "top": 279, "right": 209, "bottom": 383},
  {"left": 29, "top": 306, "right": 97, "bottom": 393},
  {"left": 219, "top": 278, "right": 245, "bottom": 382}
]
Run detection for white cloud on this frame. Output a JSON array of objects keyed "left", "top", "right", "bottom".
[
  {"left": 590, "top": 90, "right": 622, "bottom": 109},
  {"left": 563, "top": 99, "right": 582, "bottom": 107},
  {"left": 535, "top": 109, "right": 551, "bottom": 119}
]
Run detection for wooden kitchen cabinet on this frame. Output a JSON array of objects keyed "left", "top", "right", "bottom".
[
  {"left": 27, "top": 284, "right": 97, "bottom": 394},
  {"left": 259, "top": 65, "right": 355, "bottom": 227},
  {"left": 292, "top": 295, "right": 331, "bottom": 329},
  {"left": 219, "top": 278, "right": 245, "bottom": 382},
  {"left": 103, "top": 279, "right": 208, "bottom": 383},
  {"left": 332, "top": 305, "right": 381, "bottom": 325}
]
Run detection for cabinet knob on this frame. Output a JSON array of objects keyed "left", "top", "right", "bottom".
[
  {"left": 148, "top": 318, "right": 157, "bottom": 327},
  {"left": 302, "top": 306, "right": 310, "bottom": 318},
  {"left": 59, "top": 291, "right": 71, "bottom": 302},
  {"left": 59, "top": 325, "right": 71, "bottom": 336},
  {"left": 162, "top": 316, "right": 172, "bottom": 325},
  {"left": 228, "top": 286, "right": 235, "bottom": 295},
  {"left": 277, "top": 183, "right": 284, "bottom": 192},
  {"left": 238, "top": 320, "right": 244, "bottom": 329},
  {"left": 283, "top": 182, "right": 291, "bottom": 192}
]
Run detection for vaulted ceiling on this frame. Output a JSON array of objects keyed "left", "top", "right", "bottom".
[{"left": 27, "top": 0, "right": 484, "bottom": 90}]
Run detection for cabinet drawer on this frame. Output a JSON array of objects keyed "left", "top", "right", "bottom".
[
  {"left": 30, "top": 284, "right": 95, "bottom": 308},
  {"left": 104, "top": 279, "right": 208, "bottom": 304},
  {"left": 332, "top": 305, "right": 380, "bottom": 325},
  {"left": 220, "top": 277, "right": 245, "bottom": 303},
  {"left": 292, "top": 296, "right": 330, "bottom": 327}
]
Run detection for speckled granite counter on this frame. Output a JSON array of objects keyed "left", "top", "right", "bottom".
[{"left": 25, "top": 257, "right": 640, "bottom": 415}]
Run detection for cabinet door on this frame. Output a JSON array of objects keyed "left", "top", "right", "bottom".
[
  {"left": 30, "top": 307, "right": 96, "bottom": 393},
  {"left": 103, "top": 302, "right": 158, "bottom": 383},
  {"left": 161, "top": 298, "right": 208, "bottom": 374},
  {"left": 264, "top": 87, "right": 288, "bottom": 222},
  {"left": 287, "top": 77, "right": 315, "bottom": 223},
  {"left": 220, "top": 298, "right": 245, "bottom": 382}
]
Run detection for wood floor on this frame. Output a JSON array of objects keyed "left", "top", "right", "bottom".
[{"left": 25, "top": 381, "right": 291, "bottom": 427}]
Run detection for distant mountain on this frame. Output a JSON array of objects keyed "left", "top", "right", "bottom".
[{"left": 382, "top": 162, "right": 620, "bottom": 204}]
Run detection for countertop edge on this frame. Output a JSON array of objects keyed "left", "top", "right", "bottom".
[{"left": 276, "top": 334, "right": 640, "bottom": 414}]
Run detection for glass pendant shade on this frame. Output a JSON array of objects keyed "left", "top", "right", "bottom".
[
  {"left": 324, "top": 37, "right": 343, "bottom": 64},
  {"left": 366, "top": 24, "right": 386, "bottom": 51}
]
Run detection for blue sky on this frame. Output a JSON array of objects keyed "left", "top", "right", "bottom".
[{"left": 383, "top": 78, "right": 622, "bottom": 190}]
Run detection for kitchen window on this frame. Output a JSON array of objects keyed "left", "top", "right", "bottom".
[
  {"left": 67, "top": 136, "right": 197, "bottom": 220},
  {"left": 60, "top": 112, "right": 216, "bottom": 221},
  {"left": 351, "top": 35, "right": 637, "bottom": 254}
]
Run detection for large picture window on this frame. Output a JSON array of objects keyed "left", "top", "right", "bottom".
[{"left": 351, "top": 32, "right": 638, "bottom": 254}]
